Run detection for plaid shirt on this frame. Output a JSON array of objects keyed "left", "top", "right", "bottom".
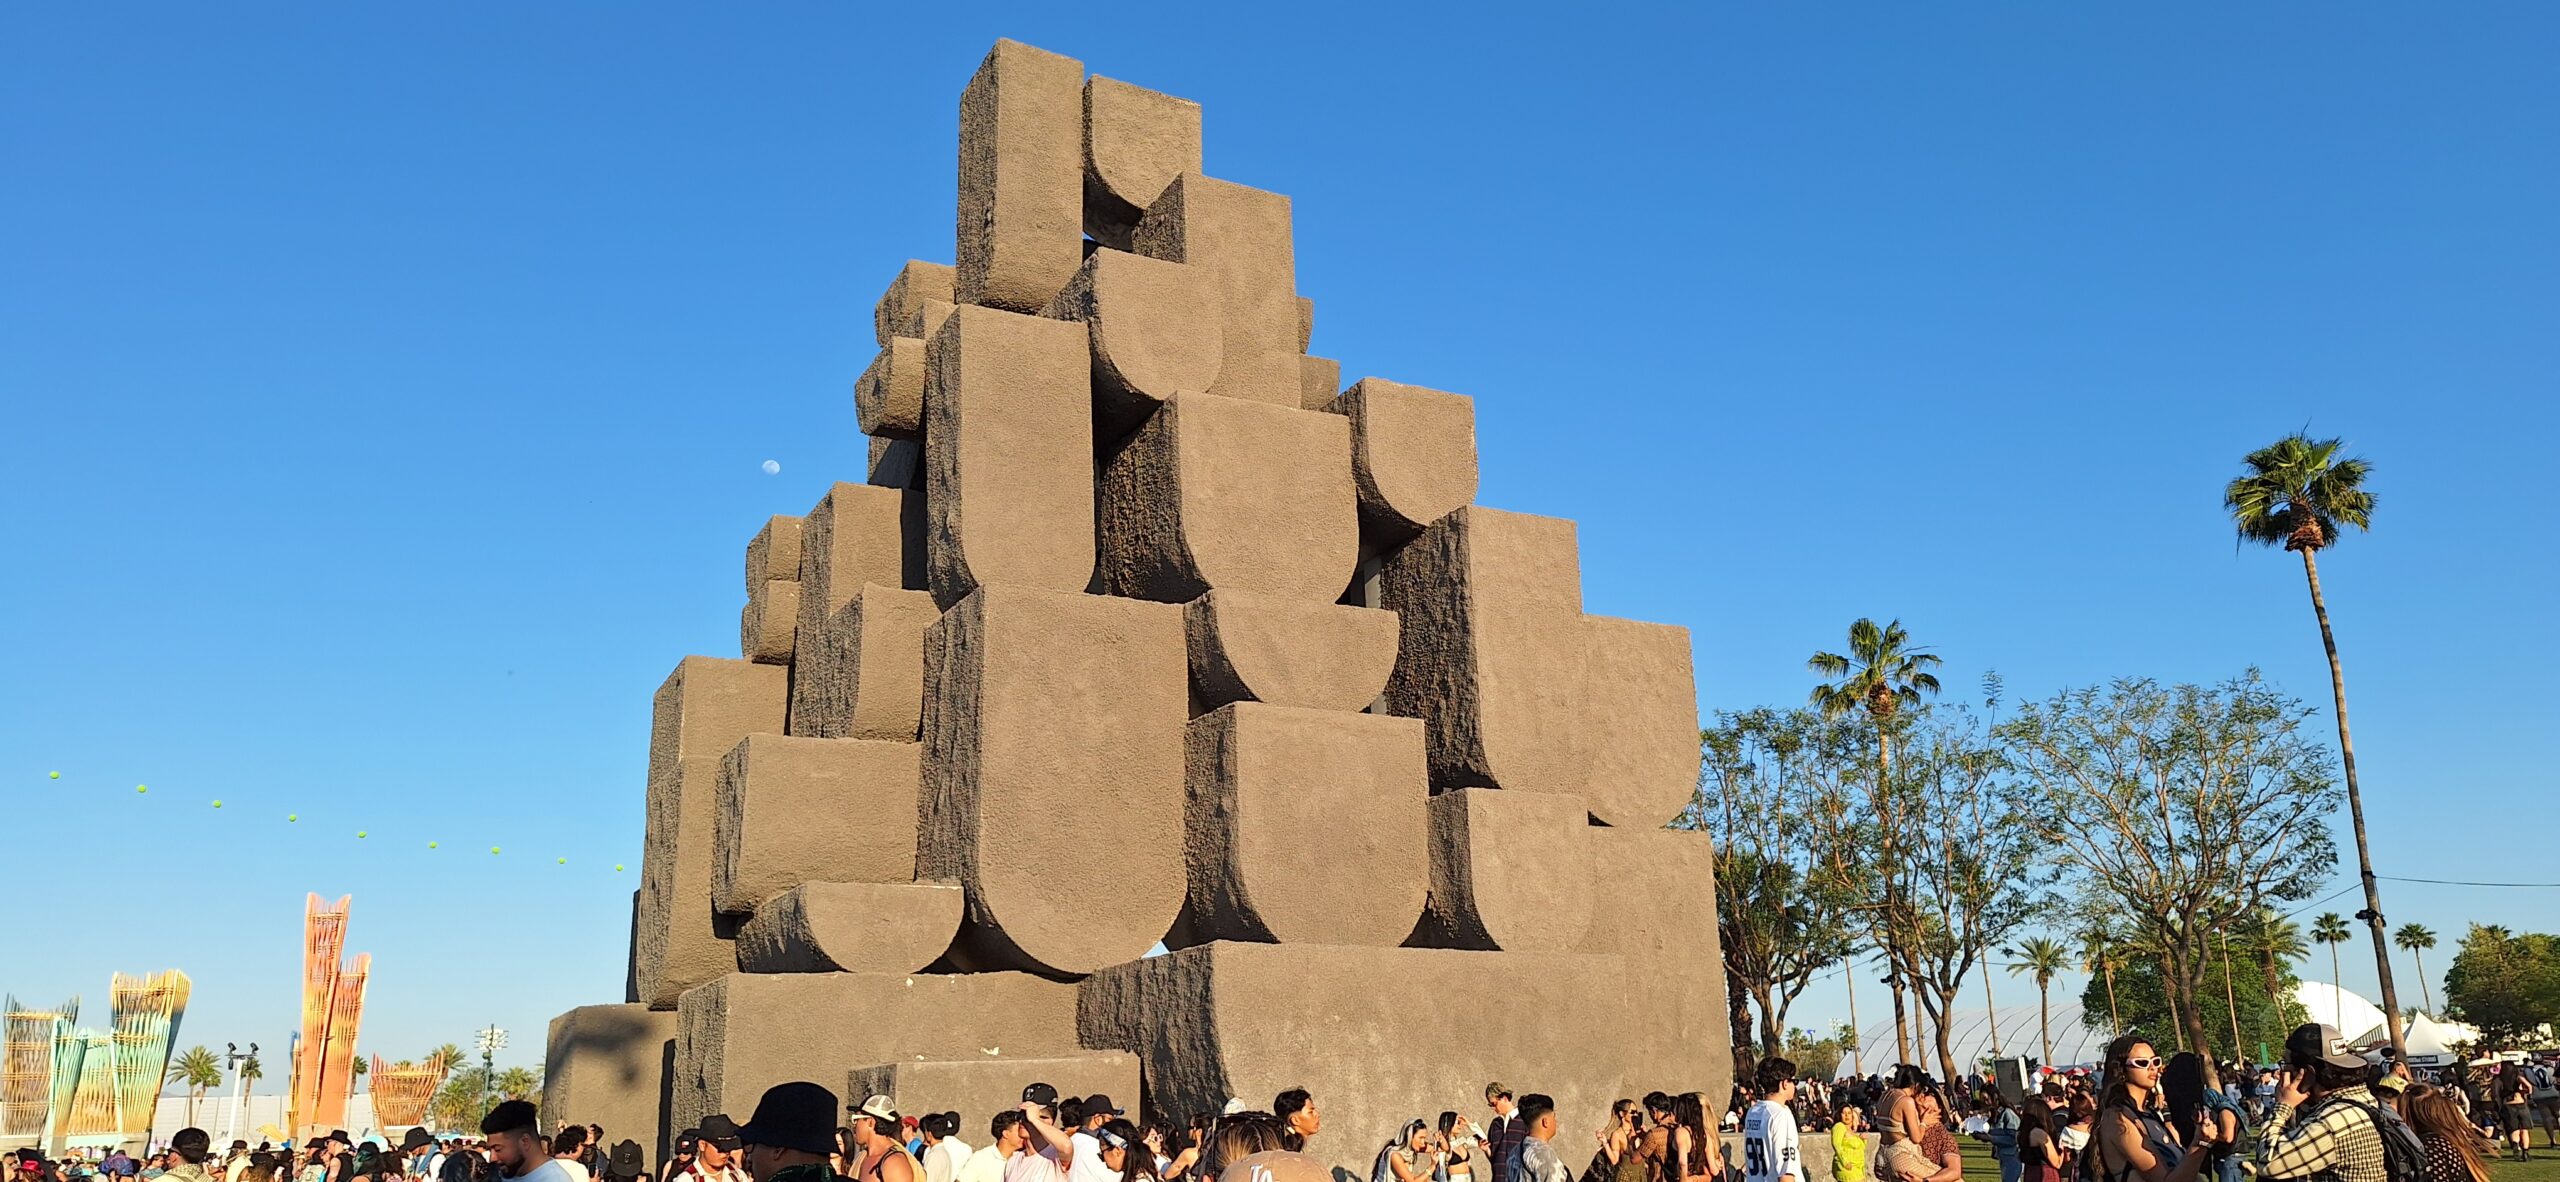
[
  {"left": 2257, "top": 1087, "right": 2389, "bottom": 1182},
  {"left": 1485, "top": 1115, "right": 1526, "bottom": 1182}
]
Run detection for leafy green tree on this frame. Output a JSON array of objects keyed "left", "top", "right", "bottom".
[
  {"left": 2080, "top": 943, "right": 2307, "bottom": 1063},
  {"left": 2077, "top": 924, "right": 2125, "bottom": 1033},
  {"left": 2003, "top": 672, "right": 2339, "bottom": 1073},
  {"left": 2443, "top": 925, "right": 2560, "bottom": 1050},
  {"left": 2394, "top": 923, "right": 2439, "bottom": 1015},
  {"left": 2225, "top": 432, "right": 2401, "bottom": 1054},
  {"left": 1807, "top": 617, "right": 1942, "bottom": 1064},
  {"left": 2312, "top": 912, "right": 2354, "bottom": 1028},
  {"left": 495, "top": 1065, "right": 540, "bottom": 1100},
  {"left": 1691, "top": 708, "right": 1861, "bottom": 1071},
  {"left": 167, "top": 1046, "right": 224, "bottom": 1126},
  {"left": 2008, "top": 937, "right": 2072, "bottom": 1065}
]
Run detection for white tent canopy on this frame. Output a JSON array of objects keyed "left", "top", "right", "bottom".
[
  {"left": 2295, "top": 981, "right": 2388, "bottom": 1042},
  {"left": 2352, "top": 1013, "right": 2481, "bottom": 1066}
]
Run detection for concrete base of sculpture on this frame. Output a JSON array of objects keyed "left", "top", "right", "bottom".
[{"left": 542, "top": 1004, "right": 679, "bottom": 1163}]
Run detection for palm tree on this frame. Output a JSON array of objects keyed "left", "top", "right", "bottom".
[
  {"left": 167, "top": 1046, "right": 224, "bottom": 1126},
  {"left": 2006, "top": 936, "right": 2072, "bottom": 1065},
  {"left": 2077, "top": 925, "right": 2124, "bottom": 1034},
  {"left": 494, "top": 1066, "right": 539, "bottom": 1101},
  {"left": 426, "top": 1043, "right": 464, "bottom": 1076},
  {"left": 2226, "top": 433, "right": 2402, "bottom": 1055},
  {"left": 1809, "top": 617, "right": 1942, "bottom": 1063},
  {"left": 2394, "top": 923, "right": 2439, "bottom": 1015},
  {"left": 2312, "top": 912, "right": 2354, "bottom": 1029}
]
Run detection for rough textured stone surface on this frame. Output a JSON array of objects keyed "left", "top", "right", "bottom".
[
  {"left": 1184, "top": 591, "right": 1398, "bottom": 712},
  {"left": 869, "top": 436, "right": 923, "bottom": 490},
  {"left": 1132, "top": 174, "right": 1299, "bottom": 407},
  {"left": 733, "top": 882, "right": 962, "bottom": 975},
  {"left": 1327, "top": 380, "right": 1478, "bottom": 545},
  {"left": 1578, "top": 826, "right": 1734, "bottom": 1106},
  {"left": 874, "top": 260, "right": 958, "bottom": 347},
  {"left": 745, "top": 515, "right": 805, "bottom": 594},
  {"left": 1414, "top": 788, "right": 1594, "bottom": 952},
  {"left": 1176, "top": 704, "right": 1426, "bottom": 948},
  {"left": 856, "top": 335, "right": 928, "bottom": 440},
  {"left": 1295, "top": 296, "right": 1314, "bottom": 352},
  {"left": 918, "top": 586, "right": 1186, "bottom": 975},
  {"left": 543, "top": 1004, "right": 679, "bottom": 1164},
  {"left": 1078, "top": 943, "right": 1628, "bottom": 1173},
  {"left": 1082, "top": 77, "right": 1200, "bottom": 251},
  {"left": 1097, "top": 392, "right": 1356, "bottom": 603},
  {"left": 636, "top": 658, "right": 788, "bottom": 1009},
  {"left": 712, "top": 733, "right": 920, "bottom": 915},
  {"left": 1297, "top": 354, "right": 1341, "bottom": 412},
  {"left": 740, "top": 579, "right": 800, "bottom": 665},
  {"left": 1042, "top": 248, "right": 1221, "bottom": 434},
  {"left": 847, "top": 1053, "right": 1138, "bottom": 1132},
  {"left": 789, "top": 583, "right": 941, "bottom": 742},
  {"left": 795, "top": 482, "right": 926, "bottom": 673},
  {"left": 923, "top": 306, "right": 1095, "bottom": 607},
  {"left": 1576, "top": 615, "right": 1702, "bottom": 828},
  {"left": 1379, "top": 507, "right": 1587, "bottom": 796},
  {"left": 957, "top": 40, "right": 1084, "bottom": 314},
  {"left": 672, "top": 971, "right": 1079, "bottom": 1135}
]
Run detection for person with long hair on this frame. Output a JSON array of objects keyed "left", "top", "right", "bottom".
[
  {"left": 1589, "top": 1101, "right": 1642, "bottom": 1182},
  {"left": 1438, "top": 1111, "right": 1481, "bottom": 1182},
  {"left": 1373, "top": 1120, "right": 1433, "bottom": 1182},
  {"left": 1670, "top": 1094, "right": 1709, "bottom": 1182},
  {"left": 1198, "top": 1113, "right": 1289, "bottom": 1182},
  {"left": 2496, "top": 1065, "right": 2536, "bottom": 1161},
  {"left": 2406, "top": 1087, "right": 2490, "bottom": 1182},
  {"left": 2017, "top": 1099, "right": 2065, "bottom": 1182},
  {"left": 2093, "top": 1036, "right": 2209, "bottom": 1182},
  {"left": 2161, "top": 1053, "right": 2240, "bottom": 1182}
]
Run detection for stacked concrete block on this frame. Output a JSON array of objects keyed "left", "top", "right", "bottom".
[
  {"left": 634, "top": 657, "right": 788, "bottom": 1011},
  {"left": 710, "top": 733, "right": 920, "bottom": 915},
  {"left": 788, "top": 583, "right": 940, "bottom": 741},
  {"left": 1176, "top": 704, "right": 1427, "bottom": 947},
  {"left": 561, "top": 39, "right": 1730, "bottom": 1176},
  {"left": 741, "top": 515, "right": 804, "bottom": 664},
  {"left": 733, "top": 882, "right": 962, "bottom": 975},
  {"left": 916, "top": 586, "right": 1187, "bottom": 975},
  {"left": 542, "top": 1005, "right": 681, "bottom": 1162}
]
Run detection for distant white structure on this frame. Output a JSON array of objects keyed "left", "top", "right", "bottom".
[
  {"left": 2293, "top": 981, "right": 2388, "bottom": 1040},
  {"left": 1856, "top": 998, "right": 2119, "bottom": 1074}
]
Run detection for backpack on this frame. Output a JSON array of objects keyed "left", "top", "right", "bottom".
[{"left": 2305, "top": 1096, "right": 2423, "bottom": 1182}]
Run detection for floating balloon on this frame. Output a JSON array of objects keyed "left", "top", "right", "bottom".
[
  {"left": 615, "top": 864, "right": 625, "bottom": 872},
  {"left": 48, "top": 771, "right": 60, "bottom": 780},
  {"left": 761, "top": 459, "right": 781, "bottom": 475},
  {"left": 288, "top": 813, "right": 299, "bottom": 822},
  {"left": 136, "top": 784, "right": 148, "bottom": 793},
  {"left": 490, "top": 846, "right": 501, "bottom": 855},
  {"left": 556, "top": 857, "right": 567, "bottom": 865},
  {"left": 428, "top": 841, "right": 439, "bottom": 849},
  {"left": 212, "top": 800, "right": 223, "bottom": 808},
  {"left": 356, "top": 830, "right": 368, "bottom": 839}
]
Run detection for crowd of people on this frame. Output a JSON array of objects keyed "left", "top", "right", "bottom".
[{"left": 10, "top": 1024, "right": 2559, "bottom": 1182}]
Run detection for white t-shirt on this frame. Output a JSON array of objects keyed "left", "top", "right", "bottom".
[
  {"left": 1004, "top": 1145, "right": 1065, "bottom": 1182},
  {"left": 553, "top": 1161, "right": 592, "bottom": 1182},
  {"left": 925, "top": 1140, "right": 972, "bottom": 1182},
  {"left": 510, "top": 1163, "right": 576, "bottom": 1182},
  {"left": 958, "top": 1147, "right": 1012, "bottom": 1182},
  {"left": 1741, "top": 1100, "right": 1801, "bottom": 1182},
  {"left": 1066, "top": 1134, "right": 1111, "bottom": 1182}
]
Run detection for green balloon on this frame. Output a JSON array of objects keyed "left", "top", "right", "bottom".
[
  {"left": 48, "top": 771, "right": 60, "bottom": 780},
  {"left": 429, "top": 841, "right": 439, "bottom": 849},
  {"left": 556, "top": 857, "right": 567, "bottom": 865},
  {"left": 288, "top": 813, "right": 298, "bottom": 822},
  {"left": 356, "top": 830, "right": 368, "bottom": 839},
  {"left": 491, "top": 846, "right": 502, "bottom": 855},
  {"left": 615, "top": 864, "right": 625, "bottom": 872},
  {"left": 136, "top": 784, "right": 148, "bottom": 793},
  {"left": 212, "top": 800, "right": 223, "bottom": 808}
]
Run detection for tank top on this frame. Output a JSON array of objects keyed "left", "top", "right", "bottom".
[{"left": 2096, "top": 1108, "right": 2180, "bottom": 1182}]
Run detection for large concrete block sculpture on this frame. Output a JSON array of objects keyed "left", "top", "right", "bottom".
[{"left": 553, "top": 40, "right": 1729, "bottom": 1174}]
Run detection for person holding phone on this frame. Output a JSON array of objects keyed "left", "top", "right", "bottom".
[{"left": 2091, "top": 1036, "right": 2210, "bottom": 1182}]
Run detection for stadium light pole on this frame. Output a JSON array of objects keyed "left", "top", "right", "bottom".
[{"left": 475, "top": 1026, "right": 507, "bottom": 1120}]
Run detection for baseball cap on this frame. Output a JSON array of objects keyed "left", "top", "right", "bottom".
[
  {"left": 1022, "top": 1083, "right": 1058, "bottom": 1107},
  {"left": 2285, "top": 1024, "right": 2370, "bottom": 1071},
  {"left": 854, "top": 1095, "right": 899, "bottom": 1125},
  {"left": 2373, "top": 1074, "right": 2408, "bottom": 1095}
]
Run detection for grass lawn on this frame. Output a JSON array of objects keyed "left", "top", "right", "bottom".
[{"left": 1951, "top": 1137, "right": 2560, "bottom": 1182}]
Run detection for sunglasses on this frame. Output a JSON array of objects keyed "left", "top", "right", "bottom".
[{"left": 2125, "top": 1057, "right": 2165, "bottom": 1070}]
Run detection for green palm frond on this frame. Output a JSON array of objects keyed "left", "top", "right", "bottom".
[
  {"left": 2312, "top": 912, "right": 2353, "bottom": 945},
  {"left": 2223, "top": 432, "right": 2377, "bottom": 553},
  {"left": 2392, "top": 923, "right": 2436, "bottom": 953},
  {"left": 1807, "top": 617, "right": 1942, "bottom": 721},
  {"left": 2006, "top": 936, "right": 2072, "bottom": 987}
]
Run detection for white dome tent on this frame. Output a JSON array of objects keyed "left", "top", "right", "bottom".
[
  {"left": 1855, "top": 998, "right": 2119, "bottom": 1075},
  {"left": 2294, "top": 981, "right": 2388, "bottom": 1040}
]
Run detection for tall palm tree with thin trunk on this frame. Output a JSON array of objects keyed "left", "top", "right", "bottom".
[
  {"left": 168, "top": 1046, "right": 224, "bottom": 1127},
  {"left": 2394, "top": 924, "right": 2439, "bottom": 1015},
  {"left": 2006, "top": 936, "right": 2072, "bottom": 1065},
  {"left": 1809, "top": 617, "right": 1942, "bottom": 1064},
  {"left": 2226, "top": 433, "right": 2402, "bottom": 1056},
  {"left": 2313, "top": 912, "right": 2353, "bottom": 1029},
  {"left": 2078, "top": 925, "right": 2124, "bottom": 1034}
]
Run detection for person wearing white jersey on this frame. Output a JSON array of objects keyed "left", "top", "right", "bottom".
[{"left": 1742, "top": 1058, "right": 1803, "bottom": 1182}]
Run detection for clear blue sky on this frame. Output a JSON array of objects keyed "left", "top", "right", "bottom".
[{"left": 6, "top": 5, "right": 2554, "bottom": 1081}]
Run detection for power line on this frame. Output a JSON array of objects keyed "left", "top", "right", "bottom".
[{"left": 2379, "top": 874, "right": 2560, "bottom": 889}]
